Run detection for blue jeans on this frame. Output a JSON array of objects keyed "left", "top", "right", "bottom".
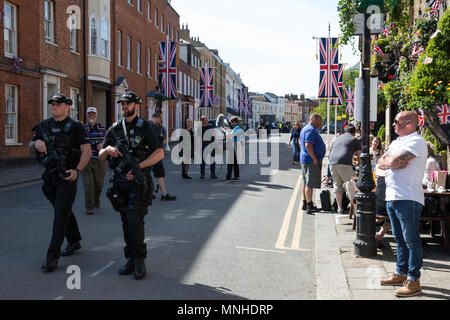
[
  {"left": 292, "top": 143, "right": 300, "bottom": 162},
  {"left": 386, "top": 200, "right": 423, "bottom": 281}
]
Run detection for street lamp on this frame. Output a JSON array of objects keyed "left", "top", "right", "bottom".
[{"left": 353, "top": 1, "right": 383, "bottom": 258}]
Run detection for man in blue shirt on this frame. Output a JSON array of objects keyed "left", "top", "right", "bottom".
[{"left": 300, "top": 114, "right": 326, "bottom": 214}]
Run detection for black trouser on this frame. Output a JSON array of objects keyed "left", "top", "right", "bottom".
[
  {"left": 113, "top": 178, "right": 148, "bottom": 260},
  {"left": 42, "top": 169, "right": 82, "bottom": 262},
  {"left": 200, "top": 145, "right": 216, "bottom": 177},
  {"left": 226, "top": 149, "right": 240, "bottom": 179}
]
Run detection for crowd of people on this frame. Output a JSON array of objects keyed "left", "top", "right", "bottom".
[
  {"left": 293, "top": 111, "right": 439, "bottom": 297},
  {"left": 29, "top": 94, "right": 441, "bottom": 295}
]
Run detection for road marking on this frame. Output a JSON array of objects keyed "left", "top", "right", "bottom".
[
  {"left": 236, "top": 246, "right": 286, "bottom": 254},
  {"left": 144, "top": 237, "right": 191, "bottom": 244},
  {"left": 54, "top": 296, "right": 63, "bottom": 300},
  {"left": 90, "top": 261, "right": 115, "bottom": 277},
  {"left": 291, "top": 196, "right": 305, "bottom": 250},
  {"left": 275, "top": 173, "right": 302, "bottom": 249}
]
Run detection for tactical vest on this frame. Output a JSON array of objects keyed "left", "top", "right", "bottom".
[
  {"left": 35, "top": 118, "right": 81, "bottom": 169},
  {"left": 108, "top": 117, "right": 151, "bottom": 172}
]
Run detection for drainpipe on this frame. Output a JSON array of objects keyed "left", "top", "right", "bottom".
[{"left": 83, "top": 0, "right": 87, "bottom": 122}]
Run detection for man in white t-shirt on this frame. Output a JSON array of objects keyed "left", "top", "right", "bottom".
[{"left": 378, "top": 111, "right": 427, "bottom": 297}]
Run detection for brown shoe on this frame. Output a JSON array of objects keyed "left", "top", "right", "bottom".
[
  {"left": 396, "top": 280, "right": 422, "bottom": 297},
  {"left": 380, "top": 274, "right": 407, "bottom": 286}
]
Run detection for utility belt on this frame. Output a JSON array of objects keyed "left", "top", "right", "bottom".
[{"left": 106, "top": 168, "right": 154, "bottom": 211}]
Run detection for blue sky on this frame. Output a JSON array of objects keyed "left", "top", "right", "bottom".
[{"left": 171, "top": 0, "right": 360, "bottom": 98}]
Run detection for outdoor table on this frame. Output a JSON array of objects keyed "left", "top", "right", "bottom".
[{"left": 422, "top": 191, "right": 450, "bottom": 254}]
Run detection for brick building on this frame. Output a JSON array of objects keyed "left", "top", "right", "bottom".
[
  {"left": 0, "top": 0, "right": 181, "bottom": 163},
  {"left": 0, "top": 0, "right": 84, "bottom": 164}
]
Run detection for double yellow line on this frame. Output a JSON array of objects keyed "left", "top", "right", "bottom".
[{"left": 275, "top": 173, "right": 311, "bottom": 251}]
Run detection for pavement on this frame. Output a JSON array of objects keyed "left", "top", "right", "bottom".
[{"left": 1, "top": 142, "right": 450, "bottom": 300}]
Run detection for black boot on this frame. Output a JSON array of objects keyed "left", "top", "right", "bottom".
[
  {"left": 61, "top": 242, "right": 81, "bottom": 256},
  {"left": 41, "top": 259, "right": 58, "bottom": 273},
  {"left": 302, "top": 200, "right": 307, "bottom": 211},
  {"left": 134, "top": 259, "right": 146, "bottom": 280},
  {"left": 118, "top": 259, "right": 134, "bottom": 275}
]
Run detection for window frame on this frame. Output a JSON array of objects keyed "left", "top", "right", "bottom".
[
  {"left": 99, "top": 17, "right": 110, "bottom": 59},
  {"left": 5, "top": 84, "right": 18, "bottom": 144},
  {"left": 90, "top": 15, "right": 98, "bottom": 55},
  {"left": 117, "top": 30, "right": 122, "bottom": 66},
  {"left": 126, "top": 35, "right": 132, "bottom": 70},
  {"left": 136, "top": 41, "right": 141, "bottom": 74},
  {"left": 147, "top": 1, "right": 151, "bottom": 21},
  {"left": 3, "top": 1, "right": 17, "bottom": 58},
  {"left": 69, "top": 87, "right": 80, "bottom": 120},
  {"left": 44, "top": 0, "right": 55, "bottom": 43}
]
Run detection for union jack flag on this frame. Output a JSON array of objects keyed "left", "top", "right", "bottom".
[
  {"left": 158, "top": 41, "right": 178, "bottom": 99},
  {"left": 436, "top": 104, "right": 450, "bottom": 125},
  {"left": 430, "top": 0, "right": 441, "bottom": 19},
  {"left": 417, "top": 109, "right": 425, "bottom": 127},
  {"left": 333, "top": 64, "right": 344, "bottom": 106},
  {"left": 423, "top": 57, "right": 433, "bottom": 65},
  {"left": 318, "top": 37, "right": 339, "bottom": 99},
  {"left": 247, "top": 96, "right": 253, "bottom": 118},
  {"left": 411, "top": 43, "right": 424, "bottom": 57},
  {"left": 382, "top": 23, "right": 390, "bottom": 37},
  {"left": 372, "top": 44, "right": 384, "bottom": 56},
  {"left": 346, "top": 87, "right": 355, "bottom": 114},
  {"left": 239, "top": 89, "right": 246, "bottom": 114},
  {"left": 199, "top": 67, "right": 214, "bottom": 107},
  {"left": 213, "top": 95, "right": 220, "bottom": 105}
]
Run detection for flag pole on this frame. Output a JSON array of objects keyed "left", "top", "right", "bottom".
[{"left": 327, "top": 23, "right": 331, "bottom": 147}]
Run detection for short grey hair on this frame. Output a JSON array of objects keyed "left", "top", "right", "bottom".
[{"left": 310, "top": 113, "right": 322, "bottom": 121}]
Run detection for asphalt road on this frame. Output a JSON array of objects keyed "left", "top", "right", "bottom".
[{"left": 0, "top": 133, "right": 316, "bottom": 300}]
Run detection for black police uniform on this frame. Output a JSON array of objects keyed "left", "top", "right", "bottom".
[
  {"left": 148, "top": 120, "right": 165, "bottom": 179},
  {"left": 103, "top": 115, "right": 161, "bottom": 272},
  {"left": 31, "top": 95, "right": 87, "bottom": 270}
]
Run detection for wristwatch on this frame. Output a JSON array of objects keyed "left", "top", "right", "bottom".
[{"left": 75, "top": 168, "right": 81, "bottom": 175}]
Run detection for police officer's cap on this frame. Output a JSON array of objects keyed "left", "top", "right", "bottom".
[
  {"left": 48, "top": 94, "right": 72, "bottom": 106},
  {"left": 118, "top": 92, "right": 143, "bottom": 105}
]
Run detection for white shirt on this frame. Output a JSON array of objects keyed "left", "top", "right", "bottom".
[{"left": 384, "top": 132, "right": 427, "bottom": 205}]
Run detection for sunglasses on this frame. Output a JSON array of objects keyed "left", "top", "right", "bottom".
[{"left": 393, "top": 119, "right": 408, "bottom": 125}]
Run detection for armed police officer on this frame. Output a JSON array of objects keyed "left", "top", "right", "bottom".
[
  {"left": 99, "top": 92, "right": 163, "bottom": 280},
  {"left": 30, "top": 94, "right": 92, "bottom": 272}
]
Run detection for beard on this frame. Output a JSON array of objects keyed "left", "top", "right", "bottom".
[{"left": 121, "top": 106, "right": 135, "bottom": 117}]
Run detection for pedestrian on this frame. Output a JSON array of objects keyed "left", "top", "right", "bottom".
[
  {"left": 328, "top": 124, "right": 362, "bottom": 214},
  {"left": 148, "top": 113, "right": 177, "bottom": 200},
  {"left": 81, "top": 107, "right": 106, "bottom": 215},
  {"left": 300, "top": 114, "right": 326, "bottom": 214},
  {"left": 422, "top": 141, "right": 440, "bottom": 185},
  {"left": 180, "top": 119, "right": 194, "bottom": 179},
  {"left": 378, "top": 111, "right": 427, "bottom": 297},
  {"left": 99, "top": 92, "right": 164, "bottom": 280},
  {"left": 30, "top": 94, "right": 92, "bottom": 272},
  {"left": 159, "top": 120, "right": 168, "bottom": 150},
  {"left": 200, "top": 116, "right": 218, "bottom": 179},
  {"left": 221, "top": 116, "right": 244, "bottom": 181},
  {"left": 288, "top": 122, "right": 301, "bottom": 165},
  {"left": 370, "top": 136, "right": 384, "bottom": 165},
  {"left": 265, "top": 121, "right": 271, "bottom": 138}
]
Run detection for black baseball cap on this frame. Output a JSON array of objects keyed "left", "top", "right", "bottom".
[
  {"left": 117, "top": 92, "right": 142, "bottom": 104},
  {"left": 48, "top": 94, "right": 72, "bottom": 105}
]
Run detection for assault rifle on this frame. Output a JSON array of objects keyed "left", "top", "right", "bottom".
[
  {"left": 109, "top": 129, "right": 145, "bottom": 185},
  {"left": 34, "top": 124, "right": 70, "bottom": 179}
]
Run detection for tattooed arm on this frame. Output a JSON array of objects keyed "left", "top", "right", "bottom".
[{"left": 378, "top": 149, "right": 415, "bottom": 170}]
